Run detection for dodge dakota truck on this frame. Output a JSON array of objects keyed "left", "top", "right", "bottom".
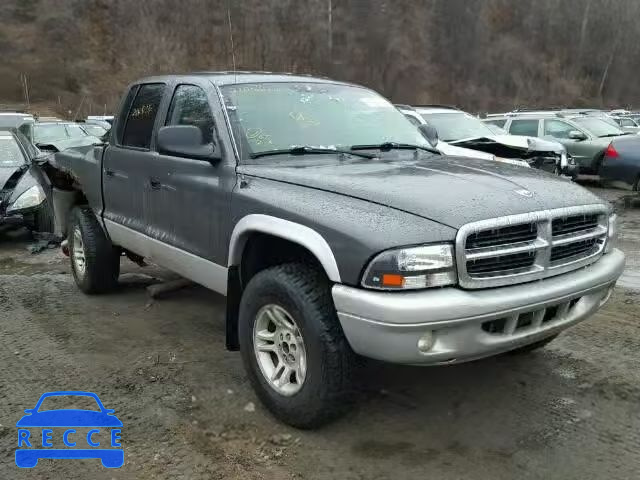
[{"left": 40, "top": 72, "right": 625, "bottom": 428}]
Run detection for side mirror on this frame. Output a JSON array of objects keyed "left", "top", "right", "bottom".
[
  {"left": 418, "top": 124, "right": 439, "bottom": 148},
  {"left": 157, "top": 125, "right": 220, "bottom": 161},
  {"left": 568, "top": 130, "right": 587, "bottom": 141}
]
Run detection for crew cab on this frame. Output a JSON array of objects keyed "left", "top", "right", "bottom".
[{"left": 39, "top": 73, "right": 625, "bottom": 428}]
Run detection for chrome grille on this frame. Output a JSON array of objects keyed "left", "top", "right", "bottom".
[
  {"left": 465, "top": 223, "right": 537, "bottom": 249},
  {"left": 457, "top": 205, "right": 609, "bottom": 289}
]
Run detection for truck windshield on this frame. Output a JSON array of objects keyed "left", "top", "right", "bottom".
[
  {"left": 34, "top": 124, "right": 69, "bottom": 143},
  {"left": 220, "top": 82, "right": 428, "bottom": 159}
]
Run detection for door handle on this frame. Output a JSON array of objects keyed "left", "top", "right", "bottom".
[
  {"left": 104, "top": 169, "right": 115, "bottom": 177},
  {"left": 149, "top": 177, "right": 162, "bottom": 190}
]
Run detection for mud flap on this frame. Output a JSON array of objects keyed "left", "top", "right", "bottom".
[{"left": 225, "top": 266, "right": 241, "bottom": 351}]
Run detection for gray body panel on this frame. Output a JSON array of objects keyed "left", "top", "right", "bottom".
[
  {"left": 239, "top": 156, "right": 603, "bottom": 229},
  {"left": 48, "top": 145, "right": 105, "bottom": 217},
  {"left": 230, "top": 171, "right": 456, "bottom": 285}
]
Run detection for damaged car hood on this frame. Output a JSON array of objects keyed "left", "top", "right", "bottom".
[
  {"left": 240, "top": 155, "right": 604, "bottom": 229},
  {"left": 451, "top": 134, "right": 564, "bottom": 155}
]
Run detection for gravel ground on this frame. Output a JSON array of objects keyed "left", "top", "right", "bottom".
[{"left": 0, "top": 185, "right": 638, "bottom": 480}]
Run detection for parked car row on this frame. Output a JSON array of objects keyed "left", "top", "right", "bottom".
[
  {"left": 398, "top": 105, "right": 576, "bottom": 177},
  {"left": 484, "top": 109, "right": 640, "bottom": 191}
]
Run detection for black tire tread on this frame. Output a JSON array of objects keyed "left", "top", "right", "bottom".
[
  {"left": 69, "top": 206, "right": 120, "bottom": 294},
  {"left": 239, "top": 262, "right": 355, "bottom": 429}
]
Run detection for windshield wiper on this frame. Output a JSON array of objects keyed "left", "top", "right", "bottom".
[
  {"left": 250, "top": 146, "right": 375, "bottom": 159},
  {"left": 598, "top": 133, "right": 624, "bottom": 138},
  {"left": 350, "top": 142, "right": 440, "bottom": 155}
]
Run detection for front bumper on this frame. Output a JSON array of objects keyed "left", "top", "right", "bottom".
[{"left": 332, "top": 249, "right": 625, "bottom": 365}]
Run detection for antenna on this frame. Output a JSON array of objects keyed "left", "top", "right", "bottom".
[
  {"left": 226, "top": 6, "right": 242, "bottom": 160},
  {"left": 227, "top": 7, "right": 237, "bottom": 77}
]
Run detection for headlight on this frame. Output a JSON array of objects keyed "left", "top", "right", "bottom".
[
  {"left": 605, "top": 213, "right": 618, "bottom": 253},
  {"left": 361, "top": 244, "right": 457, "bottom": 290},
  {"left": 7, "top": 185, "right": 46, "bottom": 212}
]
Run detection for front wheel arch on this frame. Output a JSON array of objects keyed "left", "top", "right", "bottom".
[{"left": 226, "top": 232, "right": 329, "bottom": 351}]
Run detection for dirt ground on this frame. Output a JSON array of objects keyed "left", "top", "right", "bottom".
[{"left": 0, "top": 185, "right": 638, "bottom": 480}]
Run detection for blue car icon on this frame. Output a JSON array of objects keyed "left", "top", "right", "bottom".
[{"left": 16, "top": 391, "right": 123, "bottom": 468}]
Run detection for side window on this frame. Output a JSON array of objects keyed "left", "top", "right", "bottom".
[
  {"left": 509, "top": 119, "right": 539, "bottom": 137},
  {"left": 166, "top": 85, "right": 215, "bottom": 144},
  {"left": 620, "top": 118, "right": 635, "bottom": 127},
  {"left": 486, "top": 119, "right": 506, "bottom": 128},
  {"left": 122, "top": 83, "right": 164, "bottom": 149},
  {"left": 544, "top": 120, "right": 575, "bottom": 140}
]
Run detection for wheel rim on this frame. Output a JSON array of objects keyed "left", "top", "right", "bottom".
[
  {"left": 72, "top": 227, "right": 86, "bottom": 276},
  {"left": 253, "top": 304, "right": 307, "bottom": 396}
]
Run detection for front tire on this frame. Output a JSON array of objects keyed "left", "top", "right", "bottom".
[
  {"left": 68, "top": 206, "right": 120, "bottom": 294},
  {"left": 239, "top": 263, "right": 355, "bottom": 429}
]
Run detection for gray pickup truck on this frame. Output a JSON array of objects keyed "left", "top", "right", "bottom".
[{"left": 40, "top": 72, "right": 625, "bottom": 428}]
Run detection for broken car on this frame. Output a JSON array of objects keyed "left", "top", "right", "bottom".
[
  {"left": 414, "top": 105, "right": 577, "bottom": 177},
  {"left": 0, "top": 129, "right": 53, "bottom": 232}
]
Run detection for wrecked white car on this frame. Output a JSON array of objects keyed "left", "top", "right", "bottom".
[{"left": 406, "top": 105, "right": 577, "bottom": 178}]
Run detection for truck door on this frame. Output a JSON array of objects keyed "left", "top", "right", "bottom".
[
  {"left": 102, "top": 83, "right": 166, "bottom": 234},
  {"left": 144, "top": 82, "right": 235, "bottom": 267}
]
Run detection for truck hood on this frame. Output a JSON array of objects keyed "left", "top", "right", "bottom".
[{"left": 240, "top": 155, "right": 605, "bottom": 229}]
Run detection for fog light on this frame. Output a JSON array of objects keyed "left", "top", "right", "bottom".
[{"left": 417, "top": 331, "right": 434, "bottom": 353}]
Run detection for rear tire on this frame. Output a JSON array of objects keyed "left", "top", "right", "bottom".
[
  {"left": 68, "top": 206, "right": 120, "bottom": 294},
  {"left": 239, "top": 263, "right": 355, "bottom": 429},
  {"left": 508, "top": 334, "right": 558, "bottom": 355}
]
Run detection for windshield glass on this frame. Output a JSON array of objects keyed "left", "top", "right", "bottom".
[
  {"left": 418, "top": 112, "right": 494, "bottom": 141},
  {"left": 220, "top": 82, "right": 428, "bottom": 158},
  {"left": 83, "top": 125, "right": 107, "bottom": 137},
  {"left": 66, "top": 124, "right": 89, "bottom": 138},
  {"left": 0, "top": 135, "right": 26, "bottom": 167},
  {"left": 573, "top": 117, "right": 624, "bottom": 137},
  {"left": 34, "top": 124, "right": 69, "bottom": 143}
]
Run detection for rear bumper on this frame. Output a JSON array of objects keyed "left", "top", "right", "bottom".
[{"left": 332, "top": 249, "right": 625, "bottom": 365}]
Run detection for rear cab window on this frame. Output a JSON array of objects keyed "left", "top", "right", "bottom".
[
  {"left": 121, "top": 83, "right": 165, "bottom": 149},
  {"left": 509, "top": 119, "right": 539, "bottom": 137}
]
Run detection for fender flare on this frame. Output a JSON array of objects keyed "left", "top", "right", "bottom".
[{"left": 228, "top": 214, "right": 342, "bottom": 283}]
